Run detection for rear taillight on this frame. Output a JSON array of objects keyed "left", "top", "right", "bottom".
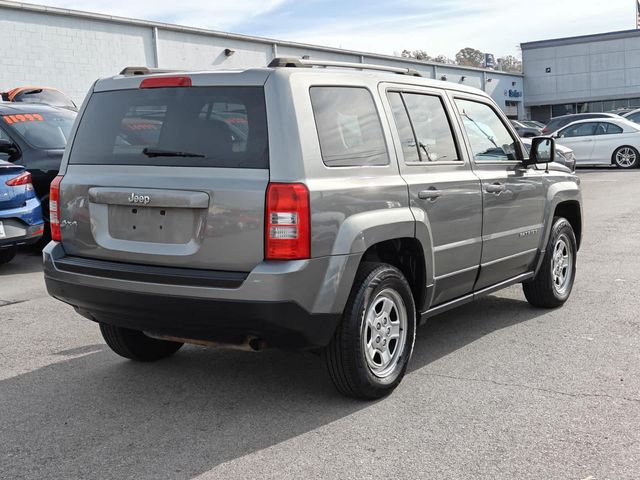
[
  {"left": 542, "top": 128, "right": 549, "bottom": 134},
  {"left": 5, "top": 171, "right": 32, "bottom": 187},
  {"left": 50, "top": 175, "right": 63, "bottom": 242},
  {"left": 265, "top": 183, "right": 310, "bottom": 260}
]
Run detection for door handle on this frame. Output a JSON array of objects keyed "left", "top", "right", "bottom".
[
  {"left": 485, "top": 183, "right": 506, "bottom": 194},
  {"left": 418, "top": 188, "right": 442, "bottom": 200}
]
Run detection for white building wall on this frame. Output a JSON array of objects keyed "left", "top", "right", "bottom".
[
  {"left": 0, "top": 8, "right": 155, "bottom": 103},
  {"left": 0, "top": 1, "right": 523, "bottom": 116},
  {"left": 157, "top": 30, "right": 271, "bottom": 71},
  {"left": 523, "top": 31, "right": 640, "bottom": 108}
]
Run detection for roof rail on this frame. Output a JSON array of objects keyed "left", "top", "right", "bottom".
[
  {"left": 267, "top": 57, "right": 422, "bottom": 77},
  {"left": 119, "top": 66, "right": 184, "bottom": 76}
]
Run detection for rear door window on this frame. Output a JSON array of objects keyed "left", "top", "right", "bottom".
[
  {"left": 387, "top": 92, "right": 420, "bottom": 163},
  {"left": 402, "top": 93, "right": 459, "bottom": 162},
  {"left": 69, "top": 86, "right": 268, "bottom": 168},
  {"left": 310, "top": 87, "right": 389, "bottom": 167}
]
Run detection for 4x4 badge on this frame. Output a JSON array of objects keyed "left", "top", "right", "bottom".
[{"left": 128, "top": 193, "right": 151, "bottom": 205}]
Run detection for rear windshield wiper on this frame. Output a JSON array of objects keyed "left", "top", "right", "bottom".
[{"left": 142, "top": 147, "right": 205, "bottom": 158}]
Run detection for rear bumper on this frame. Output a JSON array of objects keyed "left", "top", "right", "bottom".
[
  {"left": 43, "top": 242, "right": 361, "bottom": 348},
  {"left": 0, "top": 218, "right": 43, "bottom": 248}
]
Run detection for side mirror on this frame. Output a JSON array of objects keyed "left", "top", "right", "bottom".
[
  {"left": 0, "top": 139, "right": 19, "bottom": 159},
  {"left": 524, "top": 137, "right": 555, "bottom": 166}
]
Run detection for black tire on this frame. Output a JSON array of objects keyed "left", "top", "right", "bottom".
[
  {"left": 324, "top": 262, "right": 416, "bottom": 400},
  {"left": 612, "top": 146, "right": 639, "bottom": 169},
  {"left": 99, "top": 323, "right": 183, "bottom": 361},
  {"left": 0, "top": 247, "right": 17, "bottom": 265},
  {"left": 523, "top": 217, "right": 577, "bottom": 308}
]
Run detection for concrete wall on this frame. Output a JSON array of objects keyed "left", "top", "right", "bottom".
[
  {"left": 0, "top": 1, "right": 523, "bottom": 117},
  {"left": 522, "top": 31, "right": 640, "bottom": 108},
  {"left": 0, "top": 8, "right": 155, "bottom": 103}
]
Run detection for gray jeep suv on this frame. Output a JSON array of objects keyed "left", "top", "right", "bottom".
[{"left": 44, "top": 58, "right": 582, "bottom": 399}]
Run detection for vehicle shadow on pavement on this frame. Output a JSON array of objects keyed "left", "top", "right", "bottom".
[
  {"left": 0, "top": 249, "right": 43, "bottom": 276},
  {"left": 0, "top": 293, "right": 543, "bottom": 479}
]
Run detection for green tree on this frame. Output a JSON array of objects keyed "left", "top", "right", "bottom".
[{"left": 455, "top": 47, "right": 484, "bottom": 67}]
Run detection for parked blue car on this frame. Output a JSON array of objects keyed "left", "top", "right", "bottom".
[{"left": 0, "top": 159, "right": 44, "bottom": 264}]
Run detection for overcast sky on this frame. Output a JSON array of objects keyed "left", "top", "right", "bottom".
[{"left": 35, "top": 0, "right": 635, "bottom": 58}]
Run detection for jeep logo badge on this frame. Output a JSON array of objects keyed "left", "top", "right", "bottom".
[{"left": 128, "top": 193, "right": 151, "bottom": 205}]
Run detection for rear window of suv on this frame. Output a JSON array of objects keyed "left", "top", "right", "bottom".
[
  {"left": 310, "top": 87, "right": 389, "bottom": 167},
  {"left": 68, "top": 86, "right": 268, "bottom": 168}
]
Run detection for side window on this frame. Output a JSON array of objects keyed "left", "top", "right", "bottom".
[
  {"left": 403, "top": 93, "right": 459, "bottom": 162},
  {"left": 595, "top": 122, "right": 623, "bottom": 135},
  {"left": 0, "top": 127, "right": 11, "bottom": 141},
  {"left": 627, "top": 112, "right": 640, "bottom": 123},
  {"left": 387, "top": 92, "right": 420, "bottom": 163},
  {"left": 0, "top": 127, "right": 10, "bottom": 160},
  {"left": 310, "top": 87, "right": 389, "bottom": 167},
  {"left": 559, "top": 122, "right": 597, "bottom": 138},
  {"left": 454, "top": 99, "right": 519, "bottom": 161}
]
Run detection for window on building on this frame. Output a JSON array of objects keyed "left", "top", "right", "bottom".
[
  {"left": 587, "top": 102, "right": 604, "bottom": 113},
  {"left": 310, "top": 87, "right": 389, "bottom": 167},
  {"left": 552, "top": 104, "right": 575, "bottom": 117}
]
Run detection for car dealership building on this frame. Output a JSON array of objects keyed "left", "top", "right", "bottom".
[
  {"left": 522, "top": 29, "right": 640, "bottom": 122},
  {"left": 0, "top": 0, "right": 525, "bottom": 117},
  {"left": 3, "top": 0, "right": 640, "bottom": 124}
]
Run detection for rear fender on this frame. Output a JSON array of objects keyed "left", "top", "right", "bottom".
[{"left": 323, "top": 207, "right": 434, "bottom": 313}]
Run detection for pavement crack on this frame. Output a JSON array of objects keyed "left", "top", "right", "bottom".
[
  {"left": 0, "top": 299, "right": 28, "bottom": 308},
  {"left": 417, "top": 372, "right": 640, "bottom": 404}
]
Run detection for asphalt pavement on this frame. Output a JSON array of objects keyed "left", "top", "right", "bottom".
[{"left": 1, "top": 168, "right": 639, "bottom": 479}]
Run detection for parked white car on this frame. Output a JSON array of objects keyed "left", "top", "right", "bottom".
[{"left": 552, "top": 117, "right": 640, "bottom": 168}]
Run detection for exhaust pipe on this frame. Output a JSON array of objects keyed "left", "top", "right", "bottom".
[{"left": 145, "top": 333, "right": 267, "bottom": 352}]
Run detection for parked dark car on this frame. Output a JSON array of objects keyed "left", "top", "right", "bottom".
[
  {"left": 510, "top": 119, "right": 542, "bottom": 137},
  {"left": 520, "top": 120, "right": 545, "bottom": 129},
  {"left": 0, "top": 160, "right": 43, "bottom": 264},
  {"left": 2, "top": 86, "right": 77, "bottom": 111},
  {"left": 0, "top": 103, "right": 76, "bottom": 241},
  {"left": 542, "top": 113, "right": 619, "bottom": 134}
]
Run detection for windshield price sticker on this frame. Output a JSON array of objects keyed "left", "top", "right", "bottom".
[{"left": 2, "top": 114, "right": 44, "bottom": 124}]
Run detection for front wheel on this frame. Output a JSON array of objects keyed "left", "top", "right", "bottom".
[
  {"left": 523, "top": 217, "right": 577, "bottom": 308},
  {"left": 324, "top": 262, "right": 416, "bottom": 400},
  {"left": 613, "top": 146, "right": 639, "bottom": 169},
  {"left": 99, "top": 323, "right": 183, "bottom": 361}
]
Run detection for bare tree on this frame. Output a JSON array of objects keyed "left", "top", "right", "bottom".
[
  {"left": 496, "top": 55, "right": 522, "bottom": 73},
  {"left": 455, "top": 47, "right": 484, "bottom": 68},
  {"left": 432, "top": 54, "right": 455, "bottom": 65},
  {"left": 401, "top": 49, "right": 432, "bottom": 61}
]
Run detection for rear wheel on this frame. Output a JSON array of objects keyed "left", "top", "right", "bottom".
[
  {"left": 523, "top": 217, "right": 577, "bottom": 308},
  {"left": 613, "top": 146, "right": 639, "bottom": 169},
  {"left": 0, "top": 247, "right": 17, "bottom": 265},
  {"left": 99, "top": 323, "right": 183, "bottom": 361},
  {"left": 324, "top": 262, "right": 416, "bottom": 400}
]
